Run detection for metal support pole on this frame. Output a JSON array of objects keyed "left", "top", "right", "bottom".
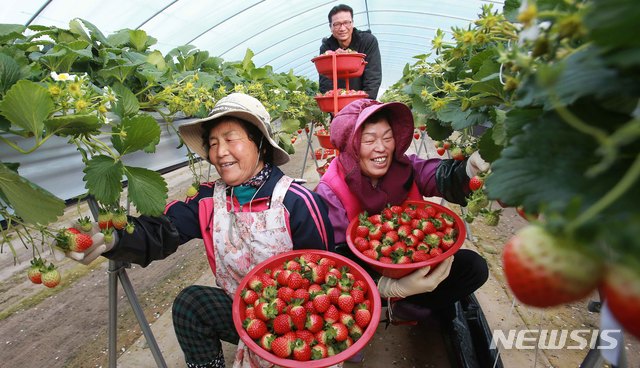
[{"left": 87, "top": 196, "right": 167, "bottom": 368}]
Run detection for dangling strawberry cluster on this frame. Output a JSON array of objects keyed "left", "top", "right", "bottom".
[
  {"left": 352, "top": 202, "right": 459, "bottom": 264},
  {"left": 239, "top": 252, "right": 373, "bottom": 361}
]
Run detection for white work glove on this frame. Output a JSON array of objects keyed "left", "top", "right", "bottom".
[
  {"left": 377, "top": 256, "right": 454, "bottom": 298},
  {"left": 466, "top": 151, "right": 490, "bottom": 178},
  {"left": 52, "top": 223, "right": 117, "bottom": 265}
]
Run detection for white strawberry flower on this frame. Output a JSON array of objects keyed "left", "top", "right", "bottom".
[{"left": 50, "top": 72, "right": 77, "bottom": 82}]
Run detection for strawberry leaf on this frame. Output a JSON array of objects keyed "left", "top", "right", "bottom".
[
  {"left": 0, "top": 80, "right": 53, "bottom": 138},
  {"left": 111, "top": 114, "right": 160, "bottom": 155},
  {"left": 0, "top": 163, "right": 65, "bottom": 224},
  {"left": 123, "top": 166, "right": 167, "bottom": 216},
  {"left": 82, "top": 155, "right": 124, "bottom": 205},
  {"left": 44, "top": 113, "right": 100, "bottom": 137}
]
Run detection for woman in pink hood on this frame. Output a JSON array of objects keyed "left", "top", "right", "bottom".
[{"left": 315, "top": 99, "right": 489, "bottom": 360}]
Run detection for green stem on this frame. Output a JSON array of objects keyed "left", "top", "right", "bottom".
[
  {"left": 567, "top": 153, "right": 640, "bottom": 233},
  {"left": 553, "top": 102, "right": 609, "bottom": 146},
  {"left": 0, "top": 134, "right": 54, "bottom": 154}
]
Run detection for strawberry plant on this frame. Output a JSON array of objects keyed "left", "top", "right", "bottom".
[
  {"left": 382, "top": 0, "right": 640, "bottom": 336},
  {"left": 0, "top": 19, "right": 324, "bottom": 279}
]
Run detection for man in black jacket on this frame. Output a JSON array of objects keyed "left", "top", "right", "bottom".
[{"left": 319, "top": 4, "right": 382, "bottom": 99}]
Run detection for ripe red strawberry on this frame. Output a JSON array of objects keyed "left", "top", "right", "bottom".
[
  {"left": 441, "top": 235, "right": 455, "bottom": 250},
  {"left": 362, "top": 249, "right": 378, "bottom": 260},
  {"left": 442, "top": 141, "right": 451, "bottom": 149},
  {"left": 368, "top": 213, "right": 382, "bottom": 224},
  {"left": 353, "top": 279, "right": 367, "bottom": 293},
  {"left": 315, "top": 329, "right": 336, "bottom": 345},
  {"left": 331, "top": 322, "right": 349, "bottom": 342},
  {"left": 247, "top": 275, "right": 263, "bottom": 292},
  {"left": 312, "top": 293, "right": 331, "bottom": 313},
  {"left": 436, "top": 147, "right": 446, "bottom": 156},
  {"left": 339, "top": 312, "right": 355, "bottom": 328},
  {"left": 254, "top": 301, "right": 275, "bottom": 321},
  {"left": 276, "top": 286, "right": 294, "bottom": 303},
  {"left": 502, "top": 225, "right": 603, "bottom": 307},
  {"left": 284, "top": 259, "right": 302, "bottom": 272},
  {"left": 355, "top": 224, "right": 369, "bottom": 238},
  {"left": 287, "top": 300, "right": 307, "bottom": 331},
  {"left": 602, "top": 264, "right": 640, "bottom": 339},
  {"left": 469, "top": 175, "right": 484, "bottom": 191},
  {"left": 323, "top": 305, "right": 341, "bottom": 324},
  {"left": 259, "top": 333, "right": 276, "bottom": 351},
  {"left": 353, "top": 236, "right": 370, "bottom": 252},
  {"left": 293, "top": 288, "right": 310, "bottom": 303},
  {"left": 292, "top": 338, "right": 311, "bottom": 361},
  {"left": 68, "top": 232, "right": 93, "bottom": 252},
  {"left": 354, "top": 304, "right": 372, "bottom": 328},
  {"left": 243, "top": 318, "right": 268, "bottom": 339},
  {"left": 41, "top": 266, "right": 61, "bottom": 288},
  {"left": 271, "top": 335, "right": 293, "bottom": 358},
  {"left": 299, "top": 252, "right": 322, "bottom": 265},
  {"left": 411, "top": 250, "right": 430, "bottom": 263},
  {"left": 273, "top": 314, "right": 294, "bottom": 334},
  {"left": 450, "top": 147, "right": 465, "bottom": 160},
  {"left": 241, "top": 288, "right": 259, "bottom": 305},
  {"left": 311, "top": 343, "right": 328, "bottom": 360},
  {"left": 295, "top": 330, "right": 316, "bottom": 346},
  {"left": 305, "top": 314, "right": 324, "bottom": 333},
  {"left": 368, "top": 225, "right": 383, "bottom": 241},
  {"left": 337, "top": 293, "right": 355, "bottom": 313},
  {"left": 414, "top": 132, "right": 420, "bottom": 140}
]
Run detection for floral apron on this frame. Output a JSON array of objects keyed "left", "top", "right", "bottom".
[{"left": 212, "top": 176, "right": 294, "bottom": 368}]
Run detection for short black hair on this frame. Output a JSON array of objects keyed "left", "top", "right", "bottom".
[
  {"left": 328, "top": 4, "right": 353, "bottom": 24},
  {"left": 201, "top": 117, "right": 274, "bottom": 163}
]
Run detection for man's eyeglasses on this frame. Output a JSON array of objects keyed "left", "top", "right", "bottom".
[{"left": 331, "top": 20, "right": 352, "bottom": 29}]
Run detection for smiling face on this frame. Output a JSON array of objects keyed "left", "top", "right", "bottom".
[
  {"left": 359, "top": 117, "right": 395, "bottom": 187},
  {"left": 330, "top": 10, "right": 354, "bottom": 48},
  {"left": 207, "top": 118, "right": 263, "bottom": 186}
]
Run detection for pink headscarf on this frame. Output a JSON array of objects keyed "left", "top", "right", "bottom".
[{"left": 329, "top": 99, "right": 415, "bottom": 214}]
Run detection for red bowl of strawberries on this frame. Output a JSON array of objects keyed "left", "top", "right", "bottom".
[
  {"left": 232, "top": 249, "right": 381, "bottom": 367},
  {"left": 346, "top": 200, "right": 466, "bottom": 279}
]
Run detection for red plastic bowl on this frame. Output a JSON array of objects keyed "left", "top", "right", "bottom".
[
  {"left": 346, "top": 200, "right": 466, "bottom": 279},
  {"left": 315, "top": 131, "right": 335, "bottom": 149},
  {"left": 314, "top": 94, "right": 366, "bottom": 113},
  {"left": 311, "top": 53, "right": 366, "bottom": 78},
  {"left": 232, "top": 249, "right": 381, "bottom": 368}
]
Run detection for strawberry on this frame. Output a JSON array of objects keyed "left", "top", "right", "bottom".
[
  {"left": 331, "top": 322, "right": 349, "bottom": 342},
  {"left": 41, "top": 265, "right": 61, "bottom": 288},
  {"left": 429, "top": 247, "right": 443, "bottom": 257},
  {"left": 349, "top": 324, "right": 364, "bottom": 339},
  {"left": 27, "top": 258, "right": 45, "bottom": 284},
  {"left": 419, "top": 125, "right": 426, "bottom": 131},
  {"left": 254, "top": 301, "right": 275, "bottom": 321},
  {"left": 469, "top": 176, "right": 484, "bottom": 191},
  {"left": 414, "top": 132, "right": 420, "bottom": 140},
  {"left": 436, "top": 147, "right": 446, "bottom": 156},
  {"left": 68, "top": 232, "right": 93, "bottom": 252},
  {"left": 305, "top": 314, "right": 324, "bottom": 333},
  {"left": 111, "top": 208, "right": 128, "bottom": 230},
  {"left": 97, "top": 209, "right": 113, "bottom": 230},
  {"left": 441, "top": 235, "right": 455, "bottom": 250},
  {"left": 125, "top": 223, "right": 135, "bottom": 234},
  {"left": 354, "top": 304, "right": 371, "bottom": 328},
  {"left": 323, "top": 305, "right": 341, "bottom": 324},
  {"left": 411, "top": 250, "right": 430, "bottom": 262},
  {"left": 314, "top": 329, "right": 336, "bottom": 345},
  {"left": 241, "top": 288, "right": 259, "bottom": 305},
  {"left": 295, "top": 330, "right": 316, "bottom": 346},
  {"left": 273, "top": 314, "right": 294, "bottom": 334},
  {"left": 450, "top": 147, "right": 465, "bottom": 160},
  {"left": 311, "top": 343, "right": 328, "bottom": 360},
  {"left": 293, "top": 288, "right": 310, "bottom": 303},
  {"left": 502, "top": 225, "right": 603, "bottom": 307},
  {"left": 287, "top": 300, "right": 307, "bottom": 331},
  {"left": 243, "top": 318, "right": 268, "bottom": 339},
  {"left": 483, "top": 209, "right": 501, "bottom": 227},
  {"left": 247, "top": 275, "right": 263, "bottom": 292},
  {"left": 259, "top": 333, "right": 276, "bottom": 351},
  {"left": 368, "top": 225, "right": 383, "bottom": 241},
  {"left": 355, "top": 224, "right": 370, "bottom": 238},
  {"left": 602, "top": 264, "right": 640, "bottom": 339},
  {"left": 337, "top": 293, "right": 355, "bottom": 313},
  {"left": 77, "top": 216, "right": 93, "bottom": 232},
  {"left": 292, "top": 339, "right": 311, "bottom": 361},
  {"left": 312, "top": 293, "right": 331, "bottom": 313},
  {"left": 271, "top": 335, "right": 293, "bottom": 358},
  {"left": 185, "top": 184, "right": 198, "bottom": 197}
]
